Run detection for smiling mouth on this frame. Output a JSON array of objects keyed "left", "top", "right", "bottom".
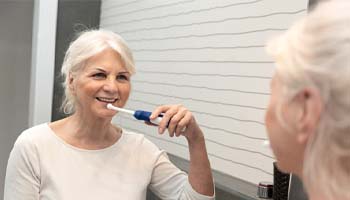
[{"left": 96, "top": 97, "right": 118, "bottom": 103}]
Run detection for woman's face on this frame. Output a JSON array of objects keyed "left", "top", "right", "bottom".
[
  {"left": 70, "top": 48, "right": 131, "bottom": 119},
  {"left": 265, "top": 74, "right": 302, "bottom": 173}
]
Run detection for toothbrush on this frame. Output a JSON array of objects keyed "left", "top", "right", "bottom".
[{"left": 107, "top": 103, "right": 164, "bottom": 125}]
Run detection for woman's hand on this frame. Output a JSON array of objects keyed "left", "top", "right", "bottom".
[
  {"left": 149, "top": 104, "right": 214, "bottom": 196},
  {"left": 148, "top": 104, "right": 204, "bottom": 143}
]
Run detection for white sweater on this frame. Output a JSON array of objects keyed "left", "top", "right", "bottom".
[{"left": 4, "top": 123, "right": 215, "bottom": 200}]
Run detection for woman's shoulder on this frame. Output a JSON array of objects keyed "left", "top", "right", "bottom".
[{"left": 14, "top": 123, "right": 53, "bottom": 149}]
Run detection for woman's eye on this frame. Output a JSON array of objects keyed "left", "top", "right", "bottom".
[
  {"left": 117, "top": 74, "right": 129, "bottom": 81},
  {"left": 92, "top": 73, "right": 106, "bottom": 79}
]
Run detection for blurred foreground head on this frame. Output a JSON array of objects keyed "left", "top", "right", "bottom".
[{"left": 266, "top": 0, "right": 350, "bottom": 199}]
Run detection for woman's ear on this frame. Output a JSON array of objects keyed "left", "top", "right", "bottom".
[
  {"left": 294, "top": 87, "right": 323, "bottom": 144},
  {"left": 68, "top": 73, "right": 75, "bottom": 94}
]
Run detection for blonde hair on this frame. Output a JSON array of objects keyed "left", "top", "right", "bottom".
[
  {"left": 60, "top": 29, "right": 135, "bottom": 114},
  {"left": 267, "top": 1, "right": 350, "bottom": 199}
]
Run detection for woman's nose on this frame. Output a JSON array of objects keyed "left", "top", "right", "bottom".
[{"left": 103, "top": 78, "right": 118, "bottom": 93}]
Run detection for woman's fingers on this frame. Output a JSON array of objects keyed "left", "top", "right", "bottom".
[
  {"left": 168, "top": 107, "right": 187, "bottom": 137},
  {"left": 162, "top": 106, "right": 179, "bottom": 136},
  {"left": 149, "top": 104, "right": 197, "bottom": 139},
  {"left": 149, "top": 105, "right": 170, "bottom": 134},
  {"left": 149, "top": 105, "right": 170, "bottom": 120},
  {"left": 174, "top": 109, "right": 191, "bottom": 137},
  {"left": 149, "top": 105, "right": 180, "bottom": 134}
]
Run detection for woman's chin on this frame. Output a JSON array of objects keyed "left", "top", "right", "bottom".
[
  {"left": 104, "top": 111, "right": 117, "bottom": 118},
  {"left": 92, "top": 109, "right": 117, "bottom": 120}
]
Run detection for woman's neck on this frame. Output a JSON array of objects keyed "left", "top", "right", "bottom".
[
  {"left": 69, "top": 112, "right": 112, "bottom": 141},
  {"left": 51, "top": 112, "right": 121, "bottom": 150}
]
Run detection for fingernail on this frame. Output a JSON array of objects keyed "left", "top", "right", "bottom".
[{"left": 159, "top": 127, "right": 164, "bottom": 134}]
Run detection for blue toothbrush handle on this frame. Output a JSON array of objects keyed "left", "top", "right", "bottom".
[{"left": 134, "top": 110, "right": 164, "bottom": 126}]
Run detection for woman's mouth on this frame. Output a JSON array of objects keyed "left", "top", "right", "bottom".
[{"left": 96, "top": 97, "right": 118, "bottom": 103}]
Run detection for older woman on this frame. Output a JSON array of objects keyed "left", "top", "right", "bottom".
[
  {"left": 265, "top": 1, "right": 350, "bottom": 200},
  {"left": 4, "top": 30, "right": 214, "bottom": 199}
]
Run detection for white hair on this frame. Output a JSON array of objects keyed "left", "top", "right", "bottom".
[
  {"left": 60, "top": 29, "right": 135, "bottom": 114},
  {"left": 267, "top": 1, "right": 350, "bottom": 199}
]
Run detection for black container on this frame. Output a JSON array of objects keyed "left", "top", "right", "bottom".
[{"left": 273, "top": 162, "right": 290, "bottom": 200}]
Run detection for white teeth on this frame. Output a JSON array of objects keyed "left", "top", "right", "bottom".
[{"left": 97, "top": 97, "right": 117, "bottom": 103}]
